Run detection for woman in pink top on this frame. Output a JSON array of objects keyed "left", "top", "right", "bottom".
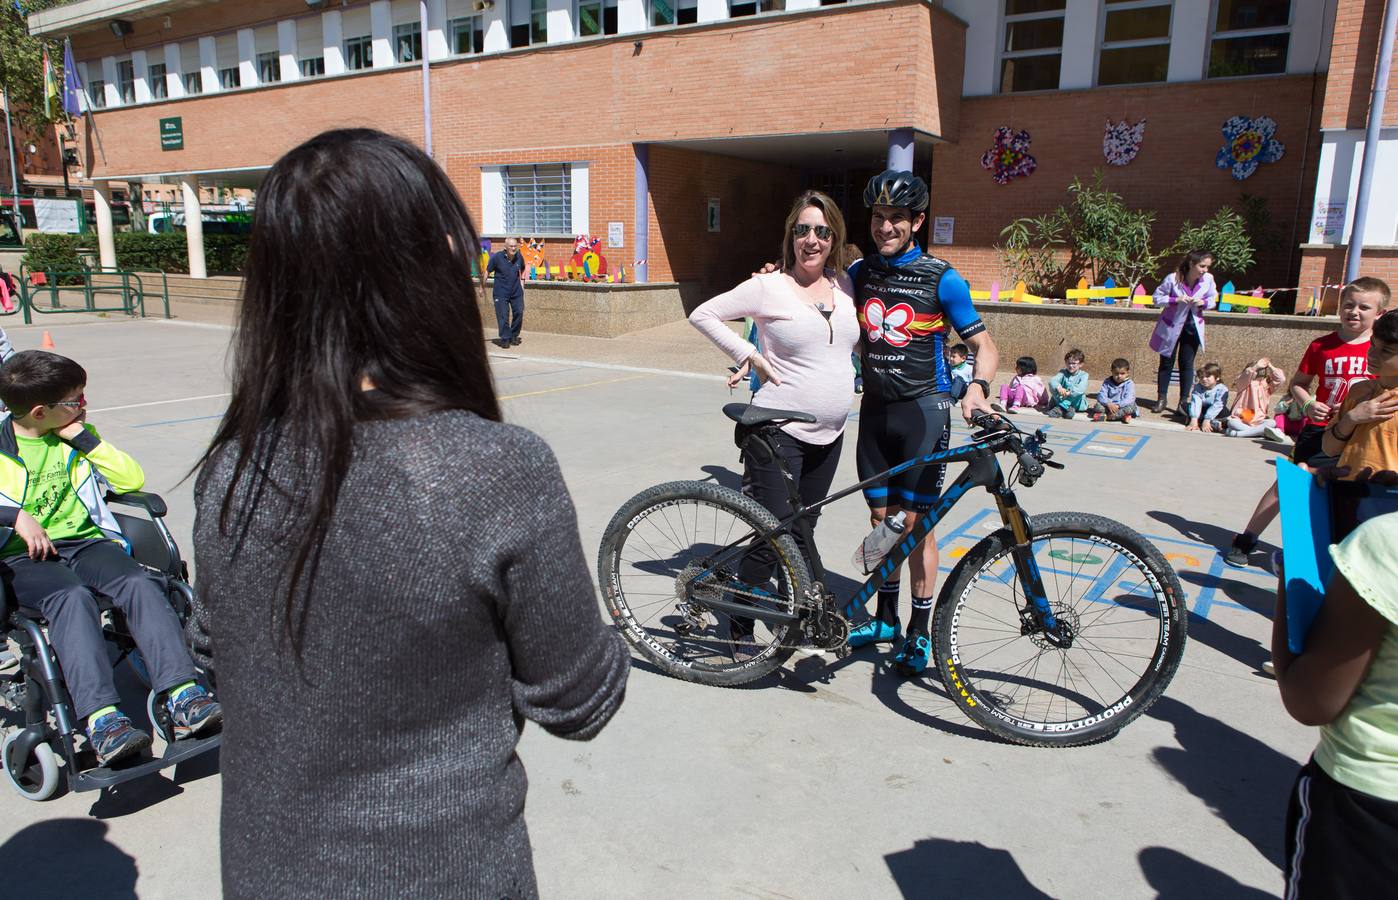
[
  {"left": 1149, "top": 249, "right": 1218, "bottom": 415},
  {"left": 688, "top": 190, "right": 859, "bottom": 656}
]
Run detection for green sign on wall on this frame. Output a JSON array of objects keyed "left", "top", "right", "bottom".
[{"left": 160, "top": 117, "right": 183, "bottom": 151}]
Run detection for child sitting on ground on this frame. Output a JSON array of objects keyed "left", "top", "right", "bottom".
[
  {"left": 1090, "top": 358, "right": 1138, "bottom": 423},
  {"left": 1322, "top": 309, "right": 1398, "bottom": 479},
  {"left": 1224, "top": 357, "right": 1288, "bottom": 440},
  {"left": 0, "top": 350, "right": 222, "bottom": 767},
  {"left": 1186, "top": 362, "right": 1230, "bottom": 432},
  {"left": 1046, "top": 349, "right": 1089, "bottom": 419},
  {"left": 997, "top": 356, "right": 1047, "bottom": 413},
  {"left": 947, "top": 343, "right": 973, "bottom": 398}
]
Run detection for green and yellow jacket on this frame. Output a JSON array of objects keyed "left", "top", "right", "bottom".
[{"left": 0, "top": 416, "right": 145, "bottom": 552}]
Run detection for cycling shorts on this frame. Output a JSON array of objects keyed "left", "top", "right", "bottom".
[{"left": 856, "top": 392, "right": 952, "bottom": 513}]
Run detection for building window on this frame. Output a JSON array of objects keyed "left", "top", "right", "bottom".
[
  {"left": 577, "top": 0, "right": 603, "bottom": 36},
  {"left": 148, "top": 62, "right": 168, "bottom": 99},
  {"left": 531, "top": 0, "right": 548, "bottom": 44},
  {"left": 89, "top": 79, "right": 107, "bottom": 109},
  {"left": 344, "top": 35, "right": 374, "bottom": 70},
  {"left": 183, "top": 71, "right": 203, "bottom": 94},
  {"left": 219, "top": 66, "right": 241, "bottom": 89},
  {"left": 1098, "top": 0, "right": 1172, "bottom": 86},
  {"left": 117, "top": 59, "right": 136, "bottom": 104},
  {"left": 651, "top": 0, "right": 676, "bottom": 27},
  {"left": 1209, "top": 0, "right": 1291, "bottom": 77},
  {"left": 300, "top": 56, "right": 326, "bottom": 77},
  {"left": 731, "top": 0, "right": 781, "bottom": 18},
  {"left": 257, "top": 51, "right": 281, "bottom": 84},
  {"left": 394, "top": 22, "right": 422, "bottom": 63},
  {"left": 450, "top": 15, "right": 484, "bottom": 53},
  {"left": 504, "top": 164, "right": 572, "bottom": 234},
  {"left": 1000, "top": 0, "right": 1065, "bottom": 93}
]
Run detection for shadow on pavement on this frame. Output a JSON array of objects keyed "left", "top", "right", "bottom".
[
  {"left": 1148, "top": 695, "right": 1295, "bottom": 869},
  {"left": 1147, "top": 510, "right": 1278, "bottom": 559},
  {"left": 885, "top": 838, "right": 1053, "bottom": 898},
  {"left": 0, "top": 818, "right": 138, "bottom": 898},
  {"left": 89, "top": 774, "right": 183, "bottom": 819},
  {"left": 697, "top": 465, "right": 742, "bottom": 491},
  {"left": 1183, "top": 609, "right": 1272, "bottom": 672},
  {"left": 1139, "top": 846, "right": 1274, "bottom": 899}
]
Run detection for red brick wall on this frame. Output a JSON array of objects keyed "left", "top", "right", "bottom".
[
  {"left": 1299, "top": 247, "right": 1398, "bottom": 312},
  {"left": 928, "top": 75, "right": 1326, "bottom": 294},
  {"left": 1322, "top": 0, "right": 1398, "bottom": 131}
]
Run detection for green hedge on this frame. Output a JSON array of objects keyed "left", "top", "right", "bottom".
[{"left": 23, "top": 231, "right": 250, "bottom": 278}]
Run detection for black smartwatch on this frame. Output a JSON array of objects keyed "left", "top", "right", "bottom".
[{"left": 970, "top": 378, "right": 991, "bottom": 399}]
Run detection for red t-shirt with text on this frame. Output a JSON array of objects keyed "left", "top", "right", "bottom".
[{"left": 1297, "top": 333, "right": 1374, "bottom": 425}]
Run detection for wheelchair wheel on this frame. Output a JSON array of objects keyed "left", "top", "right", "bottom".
[
  {"left": 2, "top": 731, "right": 60, "bottom": 801},
  {"left": 146, "top": 690, "right": 172, "bottom": 743}
]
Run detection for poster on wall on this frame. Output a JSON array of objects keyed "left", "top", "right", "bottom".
[
  {"left": 608, "top": 221, "right": 624, "bottom": 248},
  {"left": 932, "top": 216, "right": 954, "bottom": 245},
  {"left": 707, "top": 199, "right": 720, "bottom": 233},
  {"left": 1311, "top": 201, "right": 1346, "bottom": 243},
  {"left": 33, "top": 198, "right": 82, "bottom": 234}
]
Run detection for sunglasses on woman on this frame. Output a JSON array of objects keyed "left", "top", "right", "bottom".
[{"left": 791, "top": 223, "right": 833, "bottom": 241}]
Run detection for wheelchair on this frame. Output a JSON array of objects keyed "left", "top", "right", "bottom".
[{"left": 0, "top": 491, "right": 220, "bottom": 801}]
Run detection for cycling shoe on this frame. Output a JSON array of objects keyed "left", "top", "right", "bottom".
[
  {"left": 893, "top": 632, "right": 932, "bottom": 677},
  {"left": 847, "top": 618, "right": 900, "bottom": 649}
]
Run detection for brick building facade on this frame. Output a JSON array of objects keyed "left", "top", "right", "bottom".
[{"left": 24, "top": 0, "right": 1398, "bottom": 308}]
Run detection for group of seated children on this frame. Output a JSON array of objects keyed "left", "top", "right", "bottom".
[{"left": 995, "top": 350, "right": 1139, "bottom": 424}]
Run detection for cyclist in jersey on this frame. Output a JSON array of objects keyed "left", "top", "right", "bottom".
[{"left": 846, "top": 170, "right": 999, "bottom": 675}]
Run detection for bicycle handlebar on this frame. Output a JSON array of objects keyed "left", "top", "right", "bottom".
[{"left": 969, "top": 412, "right": 1060, "bottom": 487}]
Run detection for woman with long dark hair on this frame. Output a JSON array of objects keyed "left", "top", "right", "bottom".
[
  {"left": 1149, "top": 248, "right": 1218, "bottom": 415},
  {"left": 190, "top": 129, "right": 628, "bottom": 899}
]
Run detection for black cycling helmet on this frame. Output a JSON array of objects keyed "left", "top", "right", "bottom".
[{"left": 863, "top": 169, "right": 929, "bottom": 212}]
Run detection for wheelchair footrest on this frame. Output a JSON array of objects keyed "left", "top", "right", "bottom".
[{"left": 70, "top": 731, "right": 221, "bottom": 793}]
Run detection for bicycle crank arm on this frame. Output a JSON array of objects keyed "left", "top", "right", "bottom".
[{"left": 698, "top": 597, "right": 801, "bottom": 625}]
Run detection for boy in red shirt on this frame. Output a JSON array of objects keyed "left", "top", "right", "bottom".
[{"left": 1225, "top": 277, "right": 1391, "bottom": 568}]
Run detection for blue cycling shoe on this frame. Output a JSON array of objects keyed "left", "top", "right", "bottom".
[
  {"left": 847, "top": 618, "right": 900, "bottom": 649},
  {"left": 893, "top": 632, "right": 932, "bottom": 676}
]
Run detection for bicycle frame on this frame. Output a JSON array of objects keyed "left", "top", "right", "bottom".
[{"left": 699, "top": 428, "right": 1059, "bottom": 635}]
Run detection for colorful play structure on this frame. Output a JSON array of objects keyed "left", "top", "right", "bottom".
[{"left": 968, "top": 276, "right": 1292, "bottom": 315}]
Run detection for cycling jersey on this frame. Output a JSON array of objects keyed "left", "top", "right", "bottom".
[{"left": 850, "top": 245, "right": 984, "bottom": 404}]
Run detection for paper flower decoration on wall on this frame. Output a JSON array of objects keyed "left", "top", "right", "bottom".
[
  {"left": 980, "top": 127, "right": 1037, "bottom": 185},
  {"left": 1103, "top": 118, "right": 1146, "bottom": 166},
  {"left": 1215, "top": 115, "right": 1285, "bottom": 180}
]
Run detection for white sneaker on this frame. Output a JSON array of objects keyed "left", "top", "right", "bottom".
[
  {"left": 1261, "top": 660, "right": 1276, "bottom": 678},
  {"left": 1262, "top": 423, "right": 1290, "bottom": 444}
]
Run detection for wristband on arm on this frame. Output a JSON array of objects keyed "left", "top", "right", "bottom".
[{"left": 970, "top": 378, "right": 991, "bottom": 399}]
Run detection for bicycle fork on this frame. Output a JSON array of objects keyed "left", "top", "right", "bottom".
[{"left": 993, "top": 489, "right": 1073, "bottom": 648}]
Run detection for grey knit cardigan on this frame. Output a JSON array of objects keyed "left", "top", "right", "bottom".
[{"left": 190, "top": 412, "right": 630, "bottom": 899}]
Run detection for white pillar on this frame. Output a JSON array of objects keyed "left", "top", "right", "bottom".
[
  {"left": 101, "top": 56, "right": 120, "bottom": 107},
  {"left": 181, "top": 175, "right": 207, "bottom": 280},
  {"left": 278, "top": 20, "right": 301, "bottom": 83},
  {"left": 483, "top": 1, "right": 509, "bottom": 52},
  {"left": 237, "top": 28, "right": 257, "bottom": 86},
  {"left": 547, "top": 0, "right": 573, "bottom": 42},
  {"left": 1168, "top": 0, "right": 1210, "bottom": 82},
  {"left": 426, "top": 0, "right": 449, "bottom": 59},
  {"left": 697, "top": 0, "right": 728, "bottom": 23},
  {"left": 199, "top": 36, "right": 221, "bottom": 94},
  {"left": 164, "top": 43, "right": 185, "bottom": 99},
  {"left": 618, "top": 0, "right": 647, "bottom": 34},
  {"left": 92, "top": 182, "right": 117, "bottom": 269},
  {"left": 323, "top": 10, "right": 346, "bottom": 75},
  {"left": 1289, "top": 0, "right": 1331, "bottom": 74},
  {"left": 132, "top": 49, "right": 152, "bottom": 103},
  {"left": 371, "top": 0, "right": 394, "bottom": 68},
  {"left": 1059, "top": 0, "right": 1097, "bottom": 90}
]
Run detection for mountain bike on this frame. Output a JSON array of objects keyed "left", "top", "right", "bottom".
[{"left": 597, "top": 404, "right": 1188, "bottom": 747}]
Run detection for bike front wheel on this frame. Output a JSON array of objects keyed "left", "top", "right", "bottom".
[
  {"left": 597, "top": 481, "right": 811, "bottom": 687},
  {"left": 932, "top": 512, "right": 1187, "bottom": 747}
]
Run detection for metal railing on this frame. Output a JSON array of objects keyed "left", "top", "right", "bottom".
[{"left": 8, "top": 262, "right": 171, "bottom": 323}]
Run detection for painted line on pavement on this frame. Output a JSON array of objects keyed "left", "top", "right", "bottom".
[
  {"left": 488, "top": 352, "right": 727, "bottom": 382},
  {"left": 499, "top": 374, "right": 649, "bottom": 401},
  {"left": 90, "top": 392, "right": 232, "bottom": 414}
]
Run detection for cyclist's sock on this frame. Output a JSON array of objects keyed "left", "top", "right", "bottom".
[
  {"left": 1233, "top": 531, "right": 1258, "bottom": 551},
  {"left": 875, "top": 580, "right": 900, "bottom": 625},
  {"left": 908, "top": 595, "right": 933, "bottom": 636}
]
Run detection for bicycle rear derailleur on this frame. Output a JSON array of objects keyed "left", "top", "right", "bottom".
[{"left": 801, "top": 585, "right": 851, "bottom": 658}]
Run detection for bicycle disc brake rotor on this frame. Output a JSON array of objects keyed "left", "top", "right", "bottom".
[{"left": 1027, "top": 602, "right": 1080, "bottom": 651}]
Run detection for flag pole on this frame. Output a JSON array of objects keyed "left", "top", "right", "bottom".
[{"left": 2, "top": 83, "right": 20, "bottom": 219}]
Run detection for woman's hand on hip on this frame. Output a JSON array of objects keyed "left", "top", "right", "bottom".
[{"left": 747, "top": 353, "right": 781, "bottom": 387}]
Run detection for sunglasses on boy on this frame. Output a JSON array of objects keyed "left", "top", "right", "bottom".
[
  {"left": 49, "top": 393, "right": 86, "bottom": 410},
  {"left": 791, "top": 223, "right": 834, "bottom": 241}
]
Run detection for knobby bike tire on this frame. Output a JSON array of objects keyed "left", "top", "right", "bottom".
[
  {"left": 932, "top": 512, "right": 1187, "bottom": 747},
  {"left": 597, "top": 480, "right": 811, "bottom": 687}
]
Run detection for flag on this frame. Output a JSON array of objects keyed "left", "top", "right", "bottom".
[
  {"left": 42, "top": 46, "right": 58, "bottom": 119},
  {"left": 62, "top": 39, "right": 84, "bottom": 116}
]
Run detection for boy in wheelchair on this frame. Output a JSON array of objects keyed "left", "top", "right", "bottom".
[{"left": 0, "top": 350, "right": 220, "bottom": 767}]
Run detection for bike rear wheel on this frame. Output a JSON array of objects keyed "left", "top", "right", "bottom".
[
  {"left": 597, "top": 481, "right": 810, "bottom": 687},
  {"left": 932, "top": 512, "right": 1186, "bottom": 747}
]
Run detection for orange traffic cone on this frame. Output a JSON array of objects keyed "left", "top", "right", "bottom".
[{"left": 40, "top": 331, "right": 55, "bottom": 350}]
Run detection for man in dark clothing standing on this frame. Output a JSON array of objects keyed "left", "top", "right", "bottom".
[{"left": 480, "top": 237, "right": 527, "bottom": 347}]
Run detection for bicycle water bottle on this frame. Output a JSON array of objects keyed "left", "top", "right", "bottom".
[{"left": 852, "top": 511, "right": 907, "bottom": 574}]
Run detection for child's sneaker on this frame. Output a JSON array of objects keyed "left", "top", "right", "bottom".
[
  {"left": 1091, "top": 411, "right": 1105, "bottom": 422},
  {"left": 892, "top": 632, "right": 932, "bottom": 676},
  {"left": 167, "top": 685, "right": 223, "bottom": 739},
  {"left": 1224, "top": 533, "right": 1256, "bottom": 568},
  {"left": 1262, "top": 422, "right": 1290, "bottom": 444},
  {"left": 88, "top": 712, "right": 152, "bottom": 766}
]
